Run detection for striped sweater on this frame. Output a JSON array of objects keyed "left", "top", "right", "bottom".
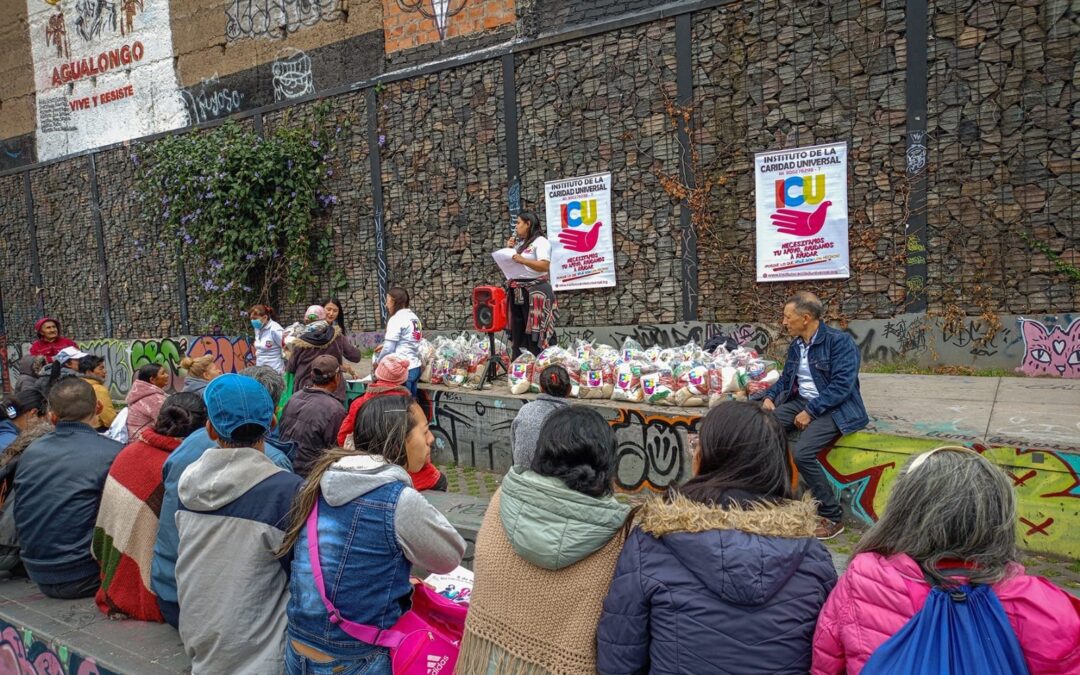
[{"left": 92, "top": 429, "right": 182, "bottom": 621}]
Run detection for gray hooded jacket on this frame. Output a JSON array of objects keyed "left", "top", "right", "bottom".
[{"left": 175, "top": 446, "right": 302, "bottom": 675}]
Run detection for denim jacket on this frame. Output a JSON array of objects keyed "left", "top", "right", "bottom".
[
  {"left": 286, "top": 457, "right": 465, "bottom": 657},
  {"left": 764, "top": 323, "right": 869, "bottom": 435}
]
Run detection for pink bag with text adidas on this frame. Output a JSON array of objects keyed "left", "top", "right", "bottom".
[{"left": 306, "top": 502, "right": 467, "bottom": 675}]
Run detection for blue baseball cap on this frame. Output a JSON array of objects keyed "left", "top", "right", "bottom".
[{"left": 203, "top": 374, "right": 274, "bottom": 441}]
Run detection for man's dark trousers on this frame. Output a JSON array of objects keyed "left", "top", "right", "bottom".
[{"left": 773, "top": 396, "right": 843, "bottom": 523}]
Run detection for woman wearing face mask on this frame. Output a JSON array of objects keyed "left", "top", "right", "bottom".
[
  {"left": 249, "top": 305, "right": 285, "bottom": 373},
  {"left": 278, "top": 394, "right": 465, "bottom": 674},
  {"left": 505, "top": 211, "right": 558, "bottom": 361}
]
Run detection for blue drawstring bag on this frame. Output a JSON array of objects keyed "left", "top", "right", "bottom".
[{"left": 862, "top": 583, "right": 1029, "bottom": 674}]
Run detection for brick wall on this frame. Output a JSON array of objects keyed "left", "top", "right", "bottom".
[{"left": 382, "top": 0, "right": 515, "bottom": 54}]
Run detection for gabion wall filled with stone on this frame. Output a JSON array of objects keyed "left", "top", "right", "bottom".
[
  {"left": 692, "top": 0, "right": 909, "bottom": 322},
  {"left": 517, "top": 20, "right": 683, "bottom": 326},
  {"left": 926, "top": 0, "right": 1079, "bottom": 315},
  {"left": 0, "top": 0, "right": 1076, "bottom": 342},
  {"left": 379, "top": 61, "right": 508, "bottom": 332}
]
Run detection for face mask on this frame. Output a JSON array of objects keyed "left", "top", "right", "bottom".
[{"left": 251, "top": 319, "right": 263, "bottom": 330}]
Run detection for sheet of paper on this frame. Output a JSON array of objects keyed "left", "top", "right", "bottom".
[
  {"left": 424, "top": 566, "right": 474, "bottom": 604},
  {"left": 492, "top": 248, "right": 534, "bottom": 280}
]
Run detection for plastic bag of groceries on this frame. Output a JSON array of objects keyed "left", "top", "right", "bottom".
[
  {"left": 418, "top": 340, "right": 436, "bottom": 383},
  {"left": 672, "top": 361, "right": 710, "bottom": 407},
  {"left": 612, "top": 361, "right": 647, "bottom": 403},
  {"left": 577, "top": 345, "right": 618, "bottom": 400},
  {"left": 642, "top": 365, "right": 676, "bottom": 405},
  {"left": 620, "top": 338, "right": 646, "bottom": 364},
  {"left": 508, "top": 352, "right": 538, "bottom": 395}
]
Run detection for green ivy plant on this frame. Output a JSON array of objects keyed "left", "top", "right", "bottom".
[
  {"left": 134, "top": 102, "right": 347, "bottom": 329},
  {"left": 1020, "top": 232, "right": 1080, "bottom": 283}
]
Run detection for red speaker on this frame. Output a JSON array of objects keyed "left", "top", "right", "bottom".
[{"left": 472, "top": 286, "right": 507, "bottom": 333}]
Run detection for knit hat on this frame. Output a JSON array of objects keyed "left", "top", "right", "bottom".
[
  {"left": 305, "top": 305, "right": 327, "bottom": 322},
  {"left": 375, "top": 354, "right": 410, "bottom": 385},
  {"left": 203, "top": 374, "right": 273, "bottom": 440}
]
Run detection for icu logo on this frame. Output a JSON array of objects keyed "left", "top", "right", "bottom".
[
  {"left": 775, "top": 174, "right": 826, "bottom": 208},
  {"left": 558, "top": 199, "right": 602, "bottom": 252},
  {"left": 427, "top": 654, "right": 449, "bottom": 674}
]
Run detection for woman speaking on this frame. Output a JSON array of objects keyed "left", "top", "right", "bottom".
[{"left": 505, "top": 211, "right": 558, "bottom": 360}]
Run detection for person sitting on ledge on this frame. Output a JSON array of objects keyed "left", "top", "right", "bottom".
[
  {"left": 762, "top": 291, "right": 868, "bottom": 540},
  {"left": 14, "top": 378, "right": 122, "bottom": 599},
  {"left": 29, "top": 317, "right": 78, "bottom": 364}
]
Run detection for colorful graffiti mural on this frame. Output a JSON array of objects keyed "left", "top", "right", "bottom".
[
  {"left": 1017, "top": 317, "right": 1080, "bottom": 378},
  {"left": 186, "top": 335, "right": 255, "bottom": 375},
  {"left": 6, "top": 336, "right": 256, "bottom": 399},
  {"left": 0, "top": 622, "right": 113, "bottom": 675},
  {"left": 820, "top": 433, "right": 1080, "bottom": 559}
]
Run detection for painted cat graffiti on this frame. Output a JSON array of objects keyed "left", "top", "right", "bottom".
[{"left": 1017, "top": 318, "right": 1080, "bottom": 378}]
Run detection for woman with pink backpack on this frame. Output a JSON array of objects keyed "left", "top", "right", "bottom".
[
  {"left": 812, "top": 446, "right": 1080, "bottom": 674},
  {"left": 277, "top": 393, "right": 466, "bottom": 675}
]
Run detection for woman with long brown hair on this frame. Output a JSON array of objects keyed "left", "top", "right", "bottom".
[{"left": 278, "top": 394, "right": 465, "bottom": 675}]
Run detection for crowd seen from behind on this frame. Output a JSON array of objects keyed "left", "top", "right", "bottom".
[{"left": 0, "top": 296, "right": 1076, "bottom": 674}]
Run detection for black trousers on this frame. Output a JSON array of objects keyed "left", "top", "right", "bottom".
[
  {"left": 773, "top": 397, "right": 844, "bottom": 522},
  {"left": 509, "top": 296, "right": 541, "bottom": 361},
  {"left": 37, "top": 573, "right": 99, "bottom": 600}
]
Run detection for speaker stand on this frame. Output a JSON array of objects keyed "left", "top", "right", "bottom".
[{"left": 477, "top": 332, "right": 506, "bottom": 391}]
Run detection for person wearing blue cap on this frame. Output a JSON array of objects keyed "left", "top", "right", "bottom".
[{"left": 172, "top": 374, "right": 303, "bottom": 675}]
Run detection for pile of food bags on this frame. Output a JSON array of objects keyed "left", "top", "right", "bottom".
[
  {"left": 421, "top": 334, "right": 510, "bottom": 389},
  {"left": 501, "top": 337, "right": 780, "bottom": 407}
]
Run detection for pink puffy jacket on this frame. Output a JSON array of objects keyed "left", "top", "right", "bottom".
[
  {"left": 124, "top": 379, "right": 167, "bottom": 440},
  {"left": 812, "top": 552, "right": 1080, "bottom": 674}
]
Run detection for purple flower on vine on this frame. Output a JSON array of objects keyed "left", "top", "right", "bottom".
[{"left": 378, "top": 134, "right": 386, "bottom": 147}]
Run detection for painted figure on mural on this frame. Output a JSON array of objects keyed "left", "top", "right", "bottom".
[
  {"left": 45, "top": 12, "right": 70, "bottom": 59},
  {"left": 120, "top": 0, "right": 143, "bottom": 36},
  {"left": 1018, "top": 318, "right": 1080, "bottom": 378},
  {"left": 74, "top": 0, "right": 118, "bottom": 42},
  {"left": 762, "top": 291, "right": 869, "bottom": 541}
]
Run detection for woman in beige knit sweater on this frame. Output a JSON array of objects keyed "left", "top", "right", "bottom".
[{"left": 457, "top": 406, "right": 631, "bottom": 675}]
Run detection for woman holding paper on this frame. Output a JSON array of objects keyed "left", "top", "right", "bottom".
[{"left": 505, "top": 211, "right": 558, "bottom": 360}]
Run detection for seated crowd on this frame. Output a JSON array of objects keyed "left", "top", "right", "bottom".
[{"left": 0, "top": 303, "right": 1076, "bottom": 675}]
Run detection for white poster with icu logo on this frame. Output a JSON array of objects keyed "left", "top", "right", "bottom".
[
  {"left": 544, "top": 172, "right": 617, "bottom": 291},
  {"left": 755, "top": 142, "right": 849, "bottom": 282},
  {"left": 27, "top": 0, "right": 187, "bottom": 161}
]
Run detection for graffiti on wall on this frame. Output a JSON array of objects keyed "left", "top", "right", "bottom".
[
  {"left": 610, "top": 408, "right": 697, "bottom": 492},
  {"left": 272, "top": 49, "right": 314, "bottom": 102},
  {"left": 0, "top": 622, "right": 113, "bottom": 675},
  {"left": 422, "top": 388, "right": 699, "bottom": 492},
  {"left": 1017, "top": 317, "right": 1080, "bottom": 378},
  {"left": 7, "top": 336, "right": 255, "bottom": 398},
  {"left": 186, "top": 335, "right": 255, "bottom": 376},
  {"left": 425, "top": 390, "right": 519, "bottom": 472},
  {"left": 395, "top": 0, "right": 468, "bottom": 40},
  {"left": 130, "top": 338, "right": 187, "bottom": 392},
  {"left": 180, "top": 75, "right": 245, "bottom": 125},
  {"left": 819, "top": 433, "right": 1080, "bottom": 558},
  {"left": 27, "top": 0, "right": 187, "bottom": 161},
  {"left": 225, "top": 0, "right": 341, "bottom": 40}
]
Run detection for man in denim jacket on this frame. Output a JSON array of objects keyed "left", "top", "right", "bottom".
[{"left": 763, "top": 291, "right": 869, "bottom": 540}]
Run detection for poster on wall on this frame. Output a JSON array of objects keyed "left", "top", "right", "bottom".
[
  {"left": 755, "top": 142, "right": 850, "bottom": 282},
  {"left": 544, "top": 172, "right": 617, "bottom": 291},
  {"left": 27, "top": 0, "right": 188, "bottom": 161}
]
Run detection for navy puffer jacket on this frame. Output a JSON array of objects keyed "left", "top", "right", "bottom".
[{"left": 597, "top": 492, "right": 838, "bottom": 675}]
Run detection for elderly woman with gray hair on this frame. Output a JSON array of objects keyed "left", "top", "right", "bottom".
[{"left": 812, "top": 446, "right": 1080, "bottom": 674}]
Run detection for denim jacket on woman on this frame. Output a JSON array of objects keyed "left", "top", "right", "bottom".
[{"left": 286, "top": 456, "right": 466, "bottom": 658}]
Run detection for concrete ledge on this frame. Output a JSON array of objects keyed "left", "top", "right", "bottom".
[{"left": 0, "top": 577, "right": 188, "bottom": 674}]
